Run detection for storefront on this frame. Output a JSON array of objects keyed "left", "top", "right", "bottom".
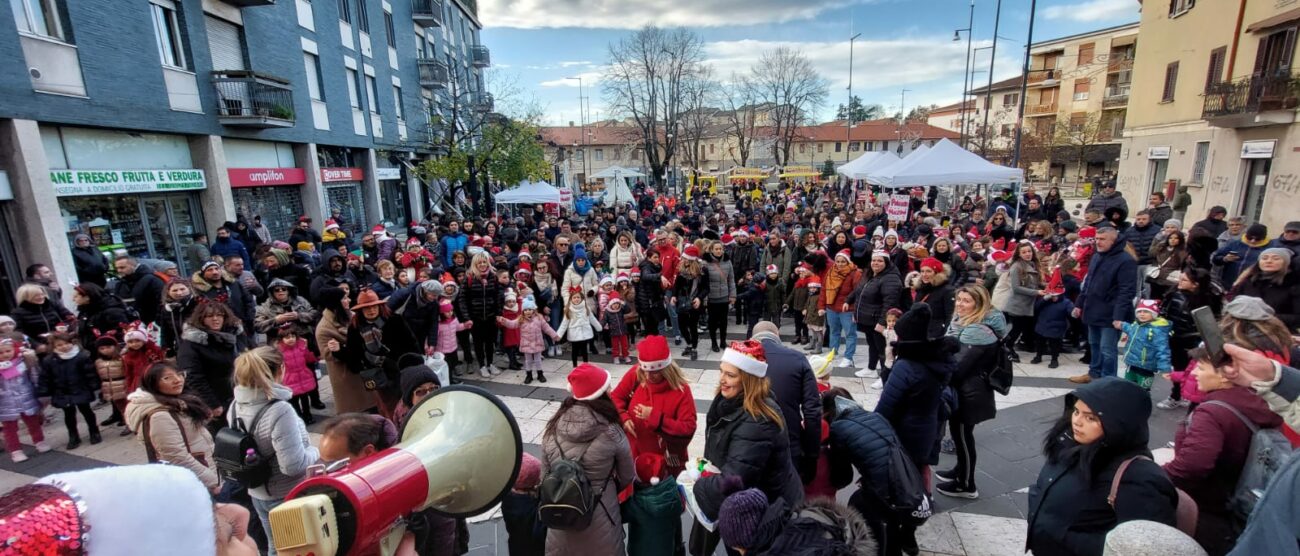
[
  {"left": 321, "top": 167, "right": 367, "bottom": 238},
  {"left": 376, "top": 165, "right": 409, "bottom": 227},
  {"left": 43, "top": 126, "right": 206, "bottom": 275},
  {"left": 225, "top": 139, "right": 305, "bottom": 240}
]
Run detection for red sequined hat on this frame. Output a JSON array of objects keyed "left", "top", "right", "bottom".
[{"left": 722, "top": 340, "right": 768, "bottom": 378}]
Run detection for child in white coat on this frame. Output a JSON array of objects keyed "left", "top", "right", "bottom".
[{"left": 555, "top": 288, "right": 602, "bottom": 367}]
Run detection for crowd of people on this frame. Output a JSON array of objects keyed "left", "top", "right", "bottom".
[{"left": 0, "top": 176, "right": 1297, "bottom": 556}]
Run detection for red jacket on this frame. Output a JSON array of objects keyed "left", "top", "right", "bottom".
[
  {"left": 500, "top": 307, "right": 520, "bottom": 347},
  {"left": 655, "top": 243, "right": 681, "bottom": 287},
  {"left": 1164, "top": 386, "right": 1282, "bottom": 515},
  {"left": 609, "top": 367, "right": 697, "bottom": 475},
  {"left": 818, "top": 267, "right": 862, "bottom": 311},
  {"left": 121, "top": 342, "right": 165, "bottom": 394}
]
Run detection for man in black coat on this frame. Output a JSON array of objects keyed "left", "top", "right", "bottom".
[
  {"left": 752, "top": 321, "right": 821, "bottom": 482},
  {"left": 110, "top": 256, "right": 164, "bottom": 325}
]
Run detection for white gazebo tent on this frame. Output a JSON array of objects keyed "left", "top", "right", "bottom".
[
  {"left": 494, "top": 180, "right": 562, "bottom": 204},
  {"left": 865, "top": 139, "right": 1022, "bottom": 188},
  {"left": 837, "top": 151, "right": 902, "bottom": 180},
  {"left": 590, "top": 166, "right": 643, "bottom": 206}
]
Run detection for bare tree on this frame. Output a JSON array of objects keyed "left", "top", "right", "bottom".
[
  {"left": 679, "top": 65, "right": 716, "bottom": 181},
  {"left": 749, "top": 47, "right": 828, "bottom": 166},
  {"left": 719, "top": 72, "right": 760, "bottom": 167},
  {"left": 603, "top": 26, "right": 706, "bottom": 187},
  {"left": 1051, "top": 113, "right": 1110, "bottom": 183}
]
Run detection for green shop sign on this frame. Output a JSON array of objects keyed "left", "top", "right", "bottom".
[{"left": 50, "top": 169, "right": 207, "bottom": 197}]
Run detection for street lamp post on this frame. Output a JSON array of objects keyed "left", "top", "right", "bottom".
[
  {"left": 955, "top": 0, "right": 974, "bottom": 149},
  {"left": 1011, "top": 0, "right": 1038, "bottom": 170},
  {"left": 847, "top": 32, "right": 862, "bottom": 163},
  {"left": 981, "top": 0, "right": 1003, "bottom": 157},
  {"left": 566, "top": 76, "right": 588, "bottom": 182}
]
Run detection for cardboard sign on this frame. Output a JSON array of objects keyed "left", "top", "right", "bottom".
[{"left": 886, "top": 194, "right": 910, "bottom": 222}]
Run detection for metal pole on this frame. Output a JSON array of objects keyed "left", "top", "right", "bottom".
[
  {"left": 847, "top": 32, "right": 861, "bottom": 163},
  {"left": 1011, "top": 0, "right": 1037, "bottom": 169},
  {"left": 981, "top": 0, "right": 1003, "bottom": 157},
  {"left": 959, "top": 0, "right": 975, "bottom": 149}
]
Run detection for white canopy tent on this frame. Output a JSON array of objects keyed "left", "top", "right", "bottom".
[
  {"left": 494, "top": 180, "right": 562, "bottom": 204},
  {"left": 590, "top": 165, "right": 645, "bottom": 181},
  {"left": 590, "top": 165, "right": 643, "bottom": 207},
  {"left": 837, "top": 151, "right": 901, "bottom": 179},
  {"left": 865, "top": 139, "right": 1022, "bottom": 188}
]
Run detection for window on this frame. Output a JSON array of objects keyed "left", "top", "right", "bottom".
[
  {"left": 355, "top": 0, "right": 368, "bottom": 32},
  {"left": 1078, "top": 43, "right": 1095, "bottom": 65},
  {"left": 337, "top": 0, "right": 351, "bottom": 23},
  {"left": 384, "top": 11, "right": 395, "bottom": 46},
  {"left": 1162, "top": 61, "right": 1179, "bottom": 102},
  {"left": 1000, "top": 124, "right": 1013, "bottom": 137},
  {"left": 346, "top": 68, "right": 361, "bottom": 108},
  {"left": 1073, "top": 80, "right": 1090, "bottom": 101},
  {"left": 365, "top": 75, "right": 379, "bottom": 113},
  {"left": 984, "top": 96, "right": 992, "bottom": 110},
  {"left": 392, "top": 85, "right": 403, "bottom": 119},
  {"left": 1191, "top": 141, "right": 1210, "bottom": 183},
  {"left": 304, "top": 53, "right": 324, "bottom": 101},
  {"left": 415, "top": 34, "right": 427, "bottom": 59},
  {"left": 817, "top": 143, "right": 824, "bottom": 153},
  {"left": 798, "top": 143, "right": 806, "bottom": 154},
  {"left": 1169, "top": 0, "right": 1194, "bottom": 17},
  {"left": 1002, "top": 93, "right": 1019, "bottom": 106},
  {"left": 150, "top": 1, "right": 187, "bottom": 69},
  {"left": 1069, "top": 113, "right": 1087, "bottom": 133},
  {"left": 834, "top": 142, "right": 842, "bottom": 153},
  {"left": 1205, "top": 47, "right": 1226, "bottom": 92},
  {"left": 709, "top": 144, "right": 715, "bottom": 154},
  {"left": 849, "top": 141, "right": 860, "bottom": 152},
  {"left": 594, "top": 149, "right": 604, "bottom": 161},
  {"left": 11, "top": 0, "right": 68, "bottom": 41}
]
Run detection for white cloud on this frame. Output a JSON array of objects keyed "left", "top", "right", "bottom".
[
  {"left": 539, "top": 69, "right": 604, "bottom": 88},
  {"left": 559, "top": 61, "right": 594, "bottom": 68},
  {"left": 1042, "top": 0, "right": 1137, "bottom": 22},
  {"left": 480, "top": 0, "right": 865, "bottom": 29}
]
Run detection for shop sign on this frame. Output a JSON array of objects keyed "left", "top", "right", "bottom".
[
  {"left": 1147, "top": 146, "right": 1171, "bottom": 159},
  {"left": 1240, "top": 140, "right": 1276, "bottom": 159},
  {"left": 228, "top": 167, "right": 306, "bottom": 188},
  {"left": 886, "top": 194, "right": 910, "bottom": 222},
  {"left": 50, "top": 168, "right": 206, "bottom": 197},
  {"left": 375, "top": 167, "right": 401, "bottom": 180},
  {"left": 321, "top": 167, "right": 364, "bottom": 183}
]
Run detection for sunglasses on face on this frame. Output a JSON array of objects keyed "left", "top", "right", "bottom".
[{"left": 271, "top": 288, "right": 289, "bottom": 293}]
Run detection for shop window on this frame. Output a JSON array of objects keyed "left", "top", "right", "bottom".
[
  {"left": 150, "top": 0, "right": 188, "bottom": 70},
  {"left": 12, "top": 0, "right": 70, "bottom": 42}
]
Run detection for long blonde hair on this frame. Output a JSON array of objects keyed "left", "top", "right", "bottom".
[
  {"left": 468, "top": 252, "right": 494, "bottom": 281},
  {"left": 956, "top": 285, "right": 993, "bottom": 326},
  {"left": 719, "top": 368, "right": 785, "bottom": 429},
  {"left": 639, "top": 361, "right": 687, "bottom": 391},
  {"left": 233, "top": 346, "right": 285, "bottom": 398}
]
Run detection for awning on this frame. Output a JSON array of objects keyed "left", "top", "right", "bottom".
[{"left": 1246, "top": 6, "right": 1300, "bottom": 33}]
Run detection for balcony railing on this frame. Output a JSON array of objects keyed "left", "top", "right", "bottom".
[
  {"left": 475, "top": 92, "right": 494, "bottom": 113},
  {"left": 211, "top": 71, "right": 295, "bottom": 128},
  {"left": 1107, "top": 56, "right": 1134, "bottom": 72},
  {"left": 221, "top": 0, "right": 274, "bottom": 6},
  {"left": 1028, "top": 69, "right": 1057, "bottom": 85},
  {"left": 412, "top": 0, "right": 443, "bottom": 27},
  {"left": 470, "top": 45, "right": 491, "bottom": 68},
  {"left": 1203, "top": 73, "right": 1300, "bottom": 124},
  {"left": 418, "top": 58, "right": 449, "bottom": 89},
  {"left": 1103, "top": 84, "right": 1130, "bottom": 108},
  {"left": 1026, "top": 102, "right": 1058, "bottom": 115}
]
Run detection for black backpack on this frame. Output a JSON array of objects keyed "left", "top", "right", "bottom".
[
  {"left": 980, "top": 324, "right": 1015, "bottom": 395},
  {"left": 830, "top": 407, "right": 932, "bottom": 527},
  {"left": 537, "top": 442, "right": 604, "bottom": 531},
  {"left": 213, "top": 399, "right": 281, "bottom": 489}
]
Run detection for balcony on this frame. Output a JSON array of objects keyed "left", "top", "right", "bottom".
[
  {"left": 475, "top": 92, "right": 494, "bottom": 113},
  {"left": 1025, "top": 102, "right": 1058, "bottom": 116},
  {"left": 212, "top": 71, "right": 295, "bottom": 128},
  {"left": 1028, "top": 69, "right": 1058, "bottom": 87},
  {"left": 1107, "top": 56, "right": 1134, "bottom": 73},
  {"left": 412, "top": 0, "right": 443, "bottom": 27},
  {"left": 221, "top": 0, "right": 274, "bottom": 6},
  {"left": 1103, "top": 84, "right": 1130, "bottom": 108},
  {"left": 418, "top": 58, "right": 449, "bottom": 89},
  {"left": 1203, "top": 73, "right": 1300, "bottom": 128},
  {"left": 470, "top": 45, "right": 491, "bottom": 68}
]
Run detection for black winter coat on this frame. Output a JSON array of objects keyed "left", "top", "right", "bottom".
[
  {"left": 12, "top": 300, "right": 74, "bottom": 349},
  {"left": 1027, "top": 378, "right": 1179, "bottom": 556},
  {"left": 950, "top": 343, "right": 998, "bottom": 425},
  {"left": 158, "top": 297, "right": 198, "bottom": 356},
  {"left": 1077, "top": 237, "right": 1138, "bottom": 327},
  {"left": 636, "top": 259, "right": 664, "bottom": 312},
  {"left": 111, "top": 267, "right": 165, "bottom": 324},
  {"left": 76, "top": 295, "right": 131, "bottom": 349},
  {"left": 672, "top": 269, "right": 709, "bottom": 314},
  {"left": 38, "top": 349, "right": 99, "bottom": 407},
  {"left": 874, "top": 339, "right": 955, "bottom": 466},
  {"left": 828, "top": 406, "right": 902, "bottom": 502},
  {"left": 389, "top": 285, "right": 440, "bottom": 348},
  {"left": 730, "top": 242, "right": 760, "bottom": 280},
  {"left": 758, "top": 338, "right": 821, "bottom": 463},
  {"left": 850, "top": 267, "right": 903, "bottom": 329},
  {"left": 462, "top": 276, "right": 502, "bottom": 322},
  {"left": 1122, "top": 224, "right": 1160, "bottom": 265},
  {"left": 913, "top": 281, "right": 955, "bottom": 340},
  {"left": 694, "top": 395, "right": 805, "bottom": 521},
  {"left": 178, "top": 324, "right": 250, "bottom": 411},
  {"left": 1230, "top": 272, "right": 1300, "bottom": 331},
  {"left": 71, "top": 246, "right": 108, "bottom": 287}
]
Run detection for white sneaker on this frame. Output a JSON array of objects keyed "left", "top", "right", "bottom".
[
  {"left": 9, "top": 451, "right": 27, "bottom": 463},
  {"left": 1156, "top": 398, "right": 1190, "bottom": 410},
  {"left": 489, "top": 365, "right": 502, "bottom": 376},
  {"left": 835, "top": 357, "right": 853, "bottom": 368},
  {"left": 871, "top": 379, "right": 884, "bottom": 389},
  {"left": 479, "top": 366, "right": 491, "bottom": 378},
  {"left": 854, "top": 368, "right": 875, "bottom": 378},
  {"left": 34, "top": 441, "right": 51, "bottom": 453}
]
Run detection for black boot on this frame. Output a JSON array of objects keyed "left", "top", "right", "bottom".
[
  {"left": 89, "top": 431, "right": 102, "bottom": 445},
  {"left": 67, "top": 436, "right": 81, "bottom": 450},
  {"left": 524, "top": 371, "right": 534, "bottom": 385},
  {"left": 1030, "top": 354, "right": 1043, "bottom": 364},
  {"left": 1049, "top": 357, "right": 1060, "bottom": 369},
  {"left": 1008, "top": 349, "right": 1020, "bottom": 363},
  {"left": 536, "top": 371, "right": 547, "bottom": 383}
]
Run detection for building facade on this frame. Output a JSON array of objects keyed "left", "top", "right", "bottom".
[
  {"left": 1119, "top": 0, "right": 1299, "bottom": 231},
  {"left": 953, "top": 76, "right": 1023, "bottom": 158},
  {"left": 0, "top": 0, "right": 490, "bottom": 308}
]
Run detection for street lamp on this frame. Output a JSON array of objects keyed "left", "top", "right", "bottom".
[
  {"left": 955, "top": 0, "right": 974, "bottom": 149},
  {"left": 981, "top": 0, "right": 1004, "bottom": 159},
  {"left": 847, "top": 32, "right": 862, "bottom": 163},
  {"left": 1011, "top": 0, "right": 1040, "bottom": 170},
  {"left": 566, "top": 76, "right": 588, "bottom": 182}
]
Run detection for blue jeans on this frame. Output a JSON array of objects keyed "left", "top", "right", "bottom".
[
  {"left": 1087, "top": 325, "right": 1121, "bottom": 378},
  {"left": 826, "top": 309, "right": 857, "bottom": 360},
  {"left": 662, "top": 290, "right": 680, "bottom": 339},
  {"left": 252, "top": 497, "right": 284, "bottom": 556}
]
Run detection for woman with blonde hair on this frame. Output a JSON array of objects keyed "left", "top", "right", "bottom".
[
  {"left": 609, "top": 335, "right": 697, "bottom": 475},
  {"left": 610, "top": 231, "right": 643, "bottom": 276},
  {"left": 464, "top": 252, "right": 503, "bottom": 376},
  {"left": 229, "top": 346, "right": 318, "bottom": 555},
  {"left": 690, "top": 340, "right": 803, "bottom": 556},
  {"left": 11, "top": 283, "right": 73, "bottom": 353},
  {"left": 939, "top": 285, "right": 1008, "bottom": 499}
]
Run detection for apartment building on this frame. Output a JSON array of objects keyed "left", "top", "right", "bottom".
[
  {"left": 1019, "top": 22, "right": 1137, "bottom": 184},
  {"left": 1118, "top": 0, "right": 1299, "bottom": 231},
  {"left": 951, "top": 76, "right": 1024, "bottom": 159},
  {"left": 0, "top": 0, "right": 490, "bottom": 309},
  {"left": 791, "top": 121, "right": 961, "bottom": 166}
]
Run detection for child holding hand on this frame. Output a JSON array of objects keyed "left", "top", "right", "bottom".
[{"left": 497, "top": 297, "right": 559, "bottom": 385}]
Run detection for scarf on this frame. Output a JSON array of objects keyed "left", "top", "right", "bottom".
[
  {"left": 56, "top": 345, "right": 82, "bottom": 360},
  {"left": 824, "top": 263, "right": 854, "bottom": 306},
  {"left": 359, "top": 317, "right": 387, "bottom": 368},
  {"left": 0, "top": 357, "right": 23, "bottom": 380}
]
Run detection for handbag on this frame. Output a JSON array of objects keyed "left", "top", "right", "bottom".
[{"left": 979, "top": 324, "right": 1014, "bottom": 395}]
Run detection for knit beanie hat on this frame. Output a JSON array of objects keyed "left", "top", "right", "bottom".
[
  {"left": 894, "top": 302, "right": 933, "bottom": 345},
  {"left": 419, "top": 280, "right": 444, "bottom": 298},
  {"left": 718, "top": 489, "right": 770, "bottom": 551},
  {"left": 515, "top": 452, "right": 542, "bottom": 492},
  {"left": 573, "top": 243, "right": 588, "bottom": 262},
  {"left": 1261, "top": 247, "right": 1293, "bottom": 267},
  {"left": 399, "top": 364, "right": 441, "bottom": 407},
  {"left": 522, "top": 296, "right": 538, "bottom": 311},
  {"left": 1224, "top": 295, "right": 1275, "bottom": 321}
]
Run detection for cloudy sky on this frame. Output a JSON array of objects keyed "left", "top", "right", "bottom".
[{"left": 478, "top": 0, "right": 1140, "bottom": 126}]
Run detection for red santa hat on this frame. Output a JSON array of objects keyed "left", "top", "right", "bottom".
[
  {"left": 1135, "top": 299, "right": 1161, "bottom": 316},
  {"left": 734, "top": 229, "right": 749, "bottom": 238},
  {"left": 722, "top": 340, "right": 768, "bottom": 378},
  {"left": 616, "top": 272, "right": 631, "bottom": 284},
  {"left": 567, "top": 363, "right": 612, "bottom": 401},
  {"left": 606, "top": 292, "right": 624, "bottom": 309},
  {"left": 682, "top": 245, "right": 701, "bottom": 261},
  {"left": 990, "top": 250, "right": 1012, "bottom": 263},
  {"left": 1079, "top": 226, "right": 1097, "bottom": 239},
  {"left": 852, "top": 225, "right": 867, "bottom": 236},
  {"left": 471, "top": 236, "right": 488, "bottom": 248},
  {"left": 806, "top": 276, "right": 823, "bottom": 289},
  {"left": 371, "top": 224, "right": 387, "bottom": 236},
  {"left": 636, "top": 335, "right": 672, "bottom": 372},
  {"left": 325, "top": 219, "right": 340, "bottom": 231},
  {"left": 123, "top": 321, "right": 149, "bottom": 343},
  {"left": 635, "top": 453, "right": 666, "bottom": 485},
  {"left": 835, "top": 249, "right": 853, "bottom": 262},
  {"left": 721, "top": 233, "right": 734, "bottom": 245},
  {"left": 765, "top": 264, "right": 778, "bottom": 275},
  {"left": 1044, "top": 267, "right": 1065, "bottom": 295},
  {"left": 519, "top": 247, "right": 532, "bottom": 260},
  {"left": 920, "top": 257, "right": 945, "bottom": 274},
  {"left": 406, "top": 237, "right": 422, "bottom": 247},
  {"left": 515, "top": 262, "right": 533, "bottom": 277}
]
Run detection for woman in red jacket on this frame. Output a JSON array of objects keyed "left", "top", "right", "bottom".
[{"left": 610, "top": 335, "right": 697, "bottom": 476}]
